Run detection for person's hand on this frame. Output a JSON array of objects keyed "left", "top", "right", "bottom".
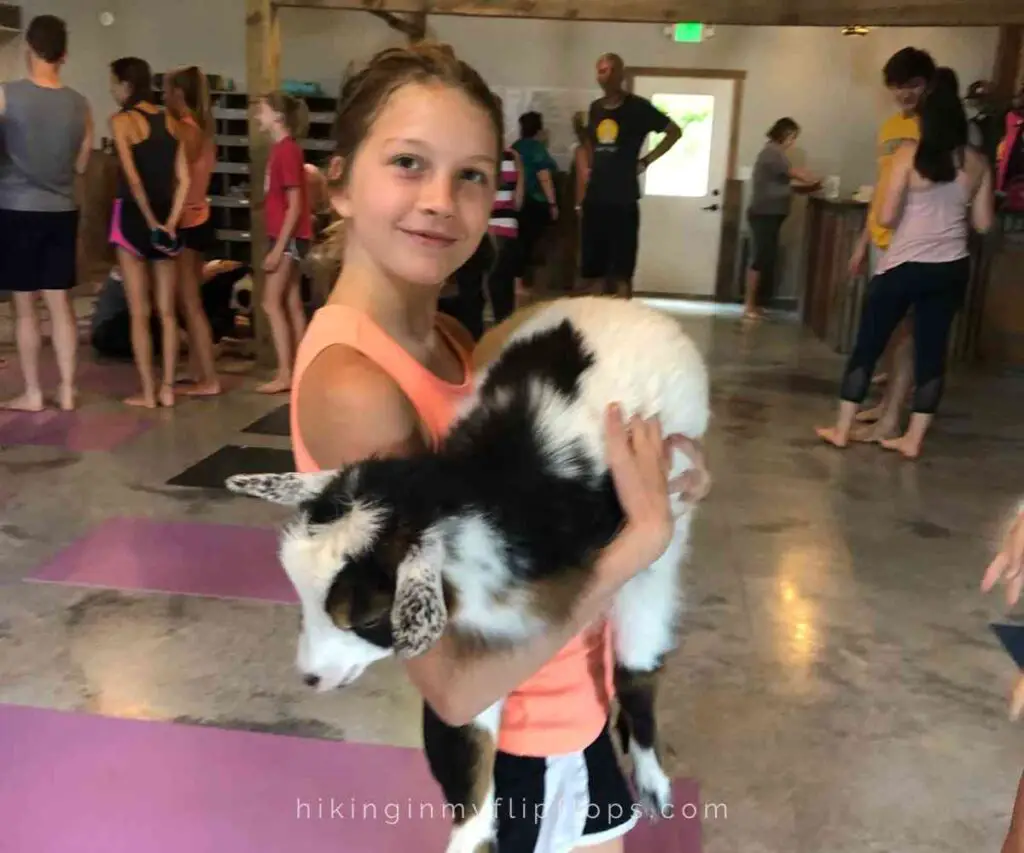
[
  {"left": 602, "top": 404, "right": 676, "bottom": 571},
  {"left": 263, "top": 249, "right": 282, "bottom": 274},
  {"left": 848, "top": 242, "right": 866, "bottom": 278},
  {"left": 664, "top": 435, "right": 711, "bottom": 504},
  {"left": 982, "top": 505, "right": 1024, "bottom": 607}
]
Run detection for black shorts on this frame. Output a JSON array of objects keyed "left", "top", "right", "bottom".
[
  {"left": 179, "top": 217, "right": 215, "bottom": 253},
  {"left": 0, "top": 208, "right": 78, "bottom": 292},
  {"left": 579, "top": 202, "right": 639, "bottom": 282},
  {"left": 494, "top": 721, "right": 639, "bottom": 852}
]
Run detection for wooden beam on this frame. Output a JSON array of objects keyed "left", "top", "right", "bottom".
[
  {"left": 992, "top": 27, "right": 1023, "bottom": 102},
  {"left": 247, "top": 0, "right": 281, "bottom": 366},
  {"left": 274, "top": 0, "right": 1024, "bottom": 26}
]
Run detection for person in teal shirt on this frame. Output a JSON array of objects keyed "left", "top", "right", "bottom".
[{"left": 512, "top": 111, "right": 558, "bottom": 286}]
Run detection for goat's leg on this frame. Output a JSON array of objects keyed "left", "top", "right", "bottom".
[
  {"left": 423, "top": 699, "right": 503, "bottom": 853},
  {"left": 609, "top": 520, "right": 689, "bottom": 818}
]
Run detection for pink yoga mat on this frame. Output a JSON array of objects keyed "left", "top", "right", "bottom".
[
  {"left": 1, "top": 704, "right": 702, "bottom": 853},
  {"left": 0, "top": 408, "right": 155, "bottom": 451},
  {"left": 27, "top": 517, "right": 295, "bottom": 603}
]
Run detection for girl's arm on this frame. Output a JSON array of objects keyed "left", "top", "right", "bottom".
[
  {"left": 574, "top": 145, "right": 589, "bottom": 209},
  {"left": 538, "top": 169, "right": 558, "bottom": 219},
  {"left": 111, "top": 113, "right": 161, "bottom": 231},
  {"left": 165, "top": 139, "right": 191, "bottom": 233},
  {"left": 878, "top": 144, "right": 914, "bottom": 229},
  {"left": 511, "top": 148, "right": 525, "bottom": 211},
  {"left": 971, "top": 154, "right": 995, "bottom": 234}
]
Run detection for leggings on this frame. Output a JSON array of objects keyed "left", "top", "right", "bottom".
[{"left": 839, "top": 257, "right": 969, "bottom": 415}]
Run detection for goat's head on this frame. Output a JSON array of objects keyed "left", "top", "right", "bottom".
[{"left": 226, "top": 468, "right": 449, "bottom": 691}]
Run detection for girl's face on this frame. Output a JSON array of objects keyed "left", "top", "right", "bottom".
[
  {"left": 109, "top": 73, "right": 130, "bottom": 107},
  {"left": 782, "top": 130, "right": 799, "bottom": 149},
  {"left": 331, "top": 82, "right": 497, "bottom": 289}
]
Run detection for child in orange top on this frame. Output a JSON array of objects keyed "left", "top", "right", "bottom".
[
  {"left": 164, "top": 65, "right": 221, "bottom": 397},
  {"left": 291, "top": 44, "right": 709, "bottom": 853},
  {"left": 255, "top": 92, "right": 312, "bottom": 394}
]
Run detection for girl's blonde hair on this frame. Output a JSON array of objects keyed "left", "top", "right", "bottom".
[
  {"left": 264, "top": 91, "right": 310, "bottom": 139},
  {"left": 167, "top": 65, "right": 213, "bottom": 136},
  {"left": 318, "top": 42, "right": 503, "bottom": 262}
]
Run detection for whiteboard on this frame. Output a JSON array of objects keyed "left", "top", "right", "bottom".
[{"left": 492, "top": 86, "right": 602, "bottom": 171}]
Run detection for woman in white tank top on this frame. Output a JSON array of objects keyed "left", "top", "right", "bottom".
[{"left": 817, "top": 67, "right": 994, "bottom": 459}]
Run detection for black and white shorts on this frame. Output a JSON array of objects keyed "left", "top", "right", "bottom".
[{"left": 493, "top": 722, "right": 639, "bottom": 852}]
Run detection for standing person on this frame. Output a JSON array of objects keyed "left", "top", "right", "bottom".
[
  {"left": 292, "top": 43, "right": 710, "bottom": 853},
  {"left": 996, "top": 84, "right": 1024, "bottom": 209},
  {"left": 108, "top": 56, "right": 191, "bottom": 409},
  {"left": 511, "top": 111, "right": 558, "bottom": 293},
  {"left": 845, "top": 47, "right": 936, "bottom": 438},
  {"left": 254, "top": 92, "right": 312, "bottom": 394},
  {"left": 0, "top": 14, "right": 91, "bottom": 412},
  {"left": 580, "top": 53, "right": 681, "bottom": 298},
  {"left": 743, "top": 117, "right": 820, "bottom": 320},
  {"left": 449, "top": 142, "right": 523, "bottom": 340},
  {"left": 816, "top": 68, "right": 994, "bottom": 459},
  {"left": 164, "top": 65, "right": 221, "bottom": 397}
]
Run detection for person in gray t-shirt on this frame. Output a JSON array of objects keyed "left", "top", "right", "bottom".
[
  {"left": 0, "top": 14, "right": 92, "bottom": 413},
  {"left": 743, "top": 117, "right": 820, "bottom": 320}
]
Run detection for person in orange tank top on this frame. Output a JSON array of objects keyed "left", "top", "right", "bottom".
[
  {"left": 291, "top": 44, "right": 710, "bottom": 853},
  {"left": 164, "top": 65, "right": 221, "bottom": 397}
]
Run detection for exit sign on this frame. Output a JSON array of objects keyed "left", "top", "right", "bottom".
[{"left": 672, "top": 22, "right": 704, "bottom": 42}]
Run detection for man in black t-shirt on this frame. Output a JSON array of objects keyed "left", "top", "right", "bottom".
[{"left": 580, "top": 53, "right": 681, "bottom": 297}]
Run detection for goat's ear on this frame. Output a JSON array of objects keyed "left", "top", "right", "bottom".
[
  {"left": 225, "top": 470, "right": 339, "bottom": 506},
  {"left": 391, "top": 533, "right": 447, "bottom": 658}
]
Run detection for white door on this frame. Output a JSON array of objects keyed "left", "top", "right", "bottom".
[{"left": 631, "top": 74, "right": 736, "bottom": 298}]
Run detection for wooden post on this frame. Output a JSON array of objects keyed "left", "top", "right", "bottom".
[
  {"left": 992, "top": 26, "right": 1023, "bottom": 102},
  {"left": 247, "top": 0, "right": 281, "bottom": 366}
]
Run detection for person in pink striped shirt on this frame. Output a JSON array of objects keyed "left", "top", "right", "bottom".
[{"left": 448, "top": 137, "right": 524, "bottom": 339}]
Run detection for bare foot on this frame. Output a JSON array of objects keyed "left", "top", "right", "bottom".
[
  {"left": 854, "top": 405, "right": 885, "bottom": 423},
  {"left": 158, "top": 385, "right": 175, "bottom": 408},
  {"left": 124, "top": 393, "right": 157, "bottom": 409},
  {"left": 849, "top": 420, "right": 900, "bottom": 443},
  {"left": 255, "top": 378, "right": 291, "bottom": 394},
  {"left": 871, "top": 372, "right": 889, "bottom": 386},
  {"left": 880, "top": 434, "right": 921, "bottom": 460},
  {"left": 178, "top": 381, "right": 222, "bottom": 397},
  {"left": 57, "top": 385, "right": 76, "bottom": 412},
  {"left": 815, "top": 426, "right": 848, "bottom": 448},
  {"left": 0, "top": 392, "right": 45, "bottom": 412}
]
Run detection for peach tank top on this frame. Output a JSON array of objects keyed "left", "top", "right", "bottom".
[
  {"left": 289, "top": 303, "right": 615, "bottom": 757},
  {"left": 179, "top": 114, "right": 215, "bottom": 230}
]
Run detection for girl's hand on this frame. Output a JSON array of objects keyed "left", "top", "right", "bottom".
[
  {"left": 603, "top": 404, "right": 677, "bottom": 572},
  {"left": 982, "top": 505, "right": 1024, "bottom": 607},
  {"left": 665, "top": 435, "right": 711, "bottom": 504},
  {"left": 263, "top": 249, "right": 282, "bottom": 274}
]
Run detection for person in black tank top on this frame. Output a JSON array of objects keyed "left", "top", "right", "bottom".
[{"left": 108, "top": 56, "right": 192, "bottom": 409}]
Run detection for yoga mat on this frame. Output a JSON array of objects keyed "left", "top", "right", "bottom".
[
  {"left": 167, "top": 445, "right": 295, "bottom": 489},
  {"left": 242, "top": 404, "right": 291, "bottom": 437},
  {"left": 0, "top": 408, "right": 154, "bottom": 451},
  {"left": 27, "top": 517, "right": 294, "bottom": 603},
  {"left": 0, "top": 704, "right": 702, "bottom": 853}
]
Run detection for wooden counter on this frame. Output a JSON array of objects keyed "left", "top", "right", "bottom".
[
  {"left": 975, "top": 212, "right": 1024, "bottom": 369},
  {"left": 799, "top": 195, "right": 1006, "bottom": 367},
  {"left": 800, "top": 195, "right": 868, "bottom": 353}
]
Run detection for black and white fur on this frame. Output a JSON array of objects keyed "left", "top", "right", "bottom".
[{"left": 227, "top": 296, "right": 709, "bottom": 853}]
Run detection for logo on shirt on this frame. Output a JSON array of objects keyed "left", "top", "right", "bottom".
[{"left": 596, "top": 118, "right": 619, "bottom": 145}]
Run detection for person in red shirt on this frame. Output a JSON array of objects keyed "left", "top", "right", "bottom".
[{"left": 255, "top": 92, "right": 312, "bottom": 394}]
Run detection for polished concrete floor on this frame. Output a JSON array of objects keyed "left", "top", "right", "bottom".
[{"left": 1, "top": 302, "right": 1023, "bottom": 852}]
